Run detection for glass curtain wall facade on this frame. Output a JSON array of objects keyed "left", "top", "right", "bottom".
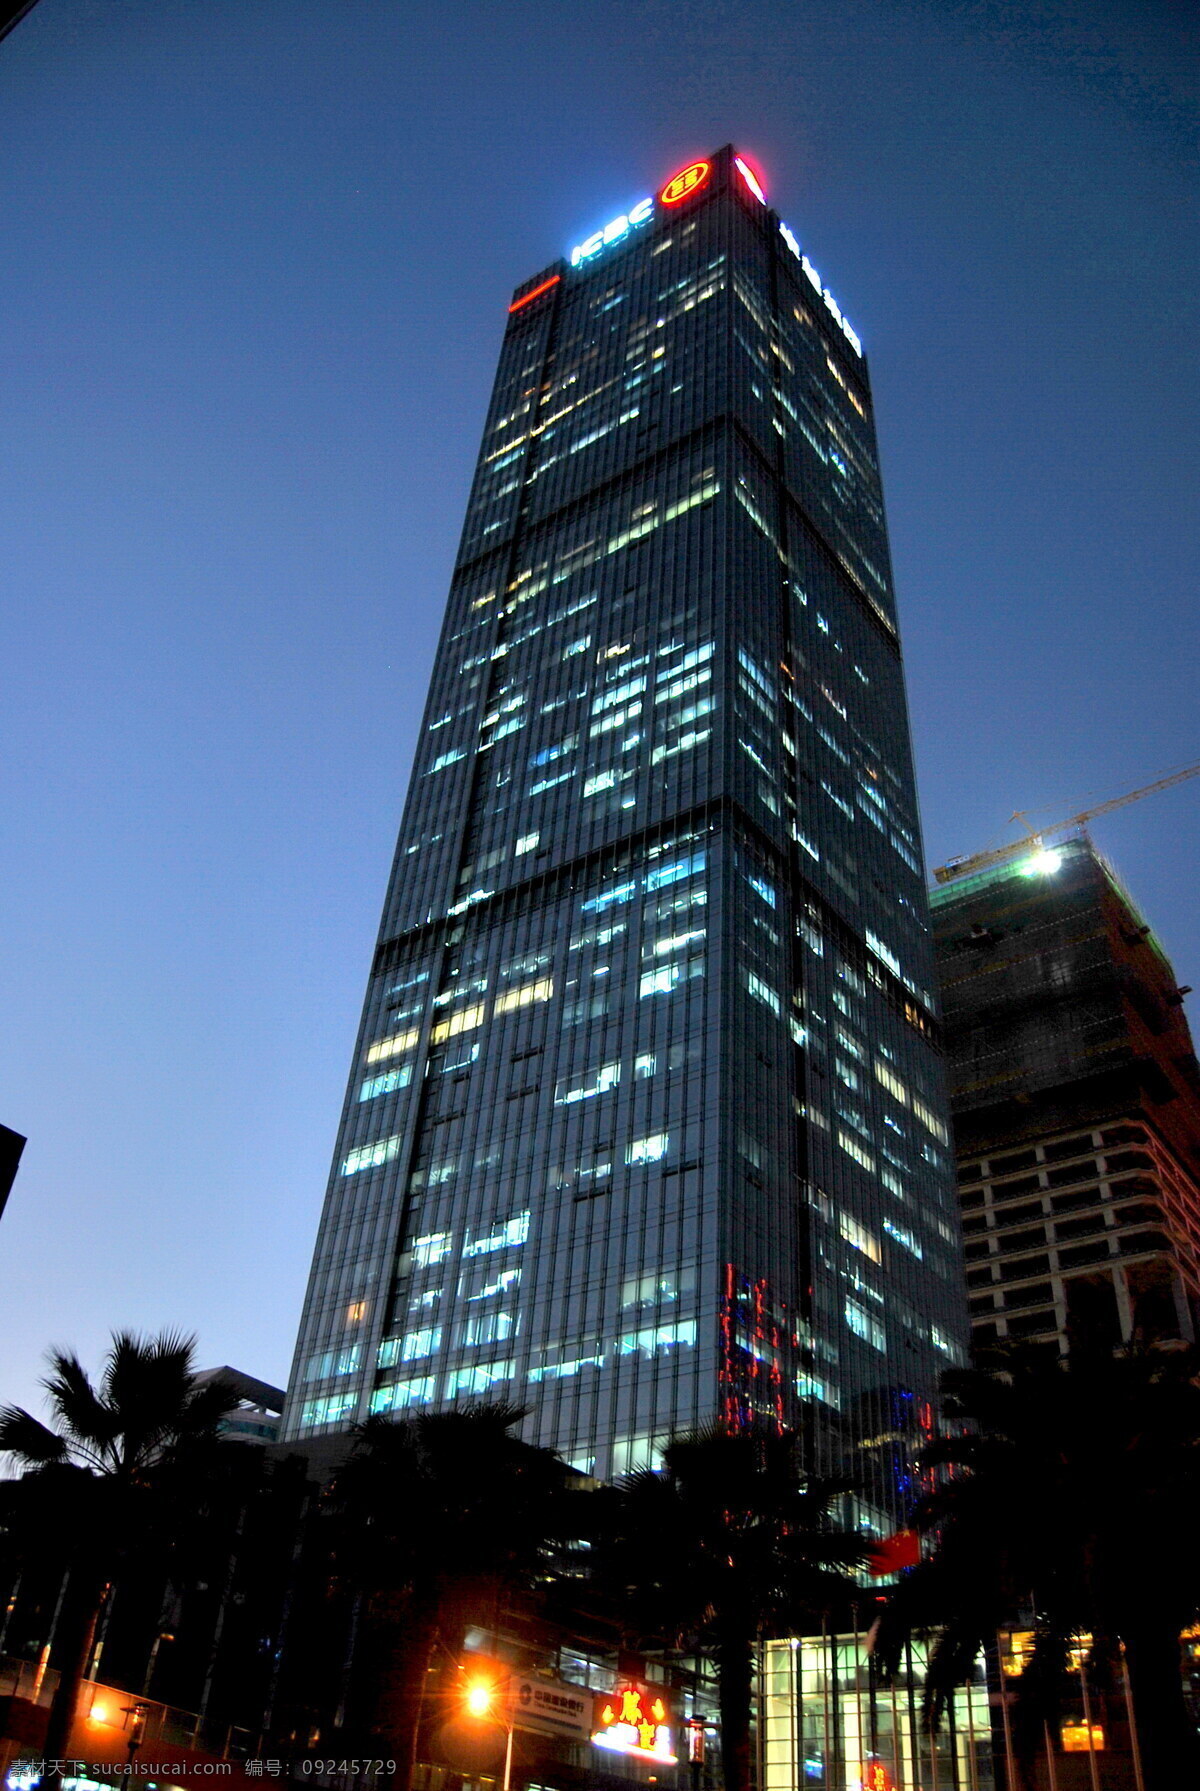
[{"left": 282, "top": 147, "right": 967, "bottom": 1512}]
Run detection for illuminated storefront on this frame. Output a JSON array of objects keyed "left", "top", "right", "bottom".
[{"left": 762, "top": 1635, "right": 994, "bottom": 1791}]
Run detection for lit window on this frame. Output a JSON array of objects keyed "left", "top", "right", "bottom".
[
  {"left": 746, "top": 873, "right": 777, "bottom": 907},
  {"left": 610, "top": 1434, "right": 658, "bottom": 1475},
  {"left": 875, "top": 1060, "right": 909, "bottom": 1104},
  {"left": 430, "top": 1004, "right": 485, "bottom": 1043},
  {"left": 651, "top": 727, "right": 711, "bottom": 764},
  {"left": 555, "top": 1061, "right": 621, "bottom": 1104},
  {"left": 462, "top": 1265, "right": 521, "bottom": 1301},
  {"left": 620, "top": 1267, "right": 694, "bottom": 1307},
  {"left": 514, "top": 832, "right": 540, "bottom": 855},
  {"left": 343, "top": 1136, "right": 402, "bottom": 1176},
  {"left": 570, "top": 919, "right": 627, "bottom": 950},
  {"left": 359, "top": 1065, "right": 413, "bottom": 1101},
  {"left": 796, "top": 1373, "right": 841, "bottom": 1409},
  {"left": 447, "top": 1362, "right": 515, "bottom": 1397},
  {"left": 302, "top": 1345, "right": 361, "bottom": 1381},
  {"left": 388, "top": 970, "right": 430, "bottom": 994},
  {"left": 656, "top": 641, "right": 714, "bottom": 679},
  {"left": 528, "top": 770, "right": 573, "bottom": 797},
  {"left": 745, "top": 971, "right": 781, "bottom": 1015},
  {"left": 590, "top": 700, "right": 643, "bottom": 736},
  {"left": 912, "top": 1097, "right": 950, "bottom": 1145},
  {"left": 839, "top": 1214, "right": 881, "bottom": 1263},
  {"left": 884, "top": 1218, "right": 924, "bottom": 1260},
  {"left": 411, "top": 1232, "right": 452, "bottom": 1268},
  {"left": 501, "top": 948, "right": 551, "bottom": 979},
  {"left": 865, "top": 928, "right": 902, "bottom": 977},
  {"left": 640, "top": 965, "right": 680, "bottom": 998},
  {"left": 583, "top": 771, "right": 617, "bottom": 796},
  {"left": 493, "top": 977, "right": 553, "bottom": 1015},
  {"left": 592, "top": 676, "right": 647, "bottom": 715},
  {"left": 627, "top": 1132, "right": 670, "bottom": 1165},
  {"left": 461, "top": 1310, "right": 519, "bottom": 1347},
  {"left": 462, "top": 1213, "right": 531, "bottom": 1257},
  {"left": 845, "top": 1299, "right": 886, "bottom": 1353},
  {"left": 644, "top": 851, "right": 706, "bottom": 891},
  {"left": 655, "top": 666, "right": 712, "bottom": 704},
  {"left": 375, "top": 1327, "right": 442, "bottom": 1366},
  {"left": 427, "top": 748, "right": 467, "bottom": 775},
  {"left": 581, "top": 880, "right": 637, "bottom": 914},
  {"left": 616, "top": 1318, "right": 696, "bottom": 1356},
  {"left": 837, "top": 1130, "right": 875, "bottom": 1174},
  {"left": 529, "top": 736, "right": 578, "bottom": 768},
  {"left": 298, "top": 1392, "right": 358, "bottom": 1428},
  {"left": 634, "top": 1052, "right": 657, "bottom": 1078},
  {"left": 649, "top": 927, "right": 706, "bottom": 958},
  {"left": 369, "top": 1377, "right": 435, "bottom": 1414},
  {"left": 365, "top": 1028, "right": 420, "bottom": 1065}
]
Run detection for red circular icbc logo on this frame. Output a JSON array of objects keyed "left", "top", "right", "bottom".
[{"left": 659, "top": 160, "right": 711, "bottom": 206}]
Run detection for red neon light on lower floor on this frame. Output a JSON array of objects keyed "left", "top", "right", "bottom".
[{"left": 508, "top": 274, "right": 562, "bottom": 313}]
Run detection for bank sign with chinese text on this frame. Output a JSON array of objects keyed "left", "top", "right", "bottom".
[{"left": 509, "top": 1674, "right": 592, "bottom": 1740}]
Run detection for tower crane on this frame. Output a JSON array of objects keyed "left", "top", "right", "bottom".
[{"left": 932, "top": 762, "right": 1200, "bottom": 885}]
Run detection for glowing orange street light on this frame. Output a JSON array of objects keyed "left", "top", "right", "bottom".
[
  {"left": 461, "top": 1670, "right": 514, "bottom": 1791},
  {"left": 465, "top": 1681, "right": 495, "bottom": 1719}
]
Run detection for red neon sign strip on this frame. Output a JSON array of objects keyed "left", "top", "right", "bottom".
[
  {"left": 659, "top": 160, "right": 711, "bottom": 206},
  {"left": 508, "top": 274, "right": 562, "bottom": 314}
]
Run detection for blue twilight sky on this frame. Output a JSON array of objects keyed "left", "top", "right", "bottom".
[{"left": 1, "top": 0, "right": 1196, "bottom": 1417}]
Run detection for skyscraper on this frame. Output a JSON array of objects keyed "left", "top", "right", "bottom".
[
  {"left": 283, "top": 147, "right": 967, "bottom": 1516},
  {"left": 933, "top": 836, "right": 1200, "bottom": 1351}
]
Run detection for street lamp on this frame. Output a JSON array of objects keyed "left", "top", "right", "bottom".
[
  {"left": 121, "top": 1702, "right": 150, "bottom": 1774},
  {"left": 461, "top": 1675, "right": 515, "bottom": 1791}
]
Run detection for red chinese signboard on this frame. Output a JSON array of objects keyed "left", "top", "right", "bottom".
[{"left": 592, "top": 1683, "right": 676, "bottom": 1763}]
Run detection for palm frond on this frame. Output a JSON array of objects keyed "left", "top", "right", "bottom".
[
  {"left": 0, "top": 1405, "right": 71, "bottom": 1467},
  {"left": 39, "top": 1354, "right": 116, "bottom": 1466}
]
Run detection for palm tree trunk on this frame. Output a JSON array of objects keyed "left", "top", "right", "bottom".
[
  {"left": 397, "top": 1613, "right": 439, "bottom": 1791},
  {"left": 1123, "top": 1625, "right": 1200, "bottom": 1790},
  {"left": 38, "top": 1575, "right": 108, "bottom": 1787},
  {"left": 715, "top": 1629, "right": 754, "bottom": 1791},
  {"left": 358, "top": 1600, "right": 439, "bottom": 1791}
]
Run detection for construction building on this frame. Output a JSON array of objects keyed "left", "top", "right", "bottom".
[{"left": 931, "top": 835, "right": 1200, "bottom": 1350}]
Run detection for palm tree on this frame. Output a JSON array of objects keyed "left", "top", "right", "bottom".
[
  {"left": 0, "top": 1332, "right": 238, "bottom": 1783},
  {"left": 872, "top": 1340, "right": 1200, "bottom": 1790},
  {"left": 327, "top": 1402, "right": 572, "bottom": 1791},
  {"left": 595, "top": 1426, "right": 865, "bottom": 1791}
]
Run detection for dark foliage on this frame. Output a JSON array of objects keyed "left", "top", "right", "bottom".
[
  {"left": 0, "top": 1333, "right": 238, "bottom": 1781},
  {"left": 873, "top": 1340, "right": 1200, "bottom": 1789},
  {"left": 323, "top": 1403, "right": 573, "bottom": 1790},
  {"left": 594, "top": 1426, "right": 865, "bottom": 1791}
]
